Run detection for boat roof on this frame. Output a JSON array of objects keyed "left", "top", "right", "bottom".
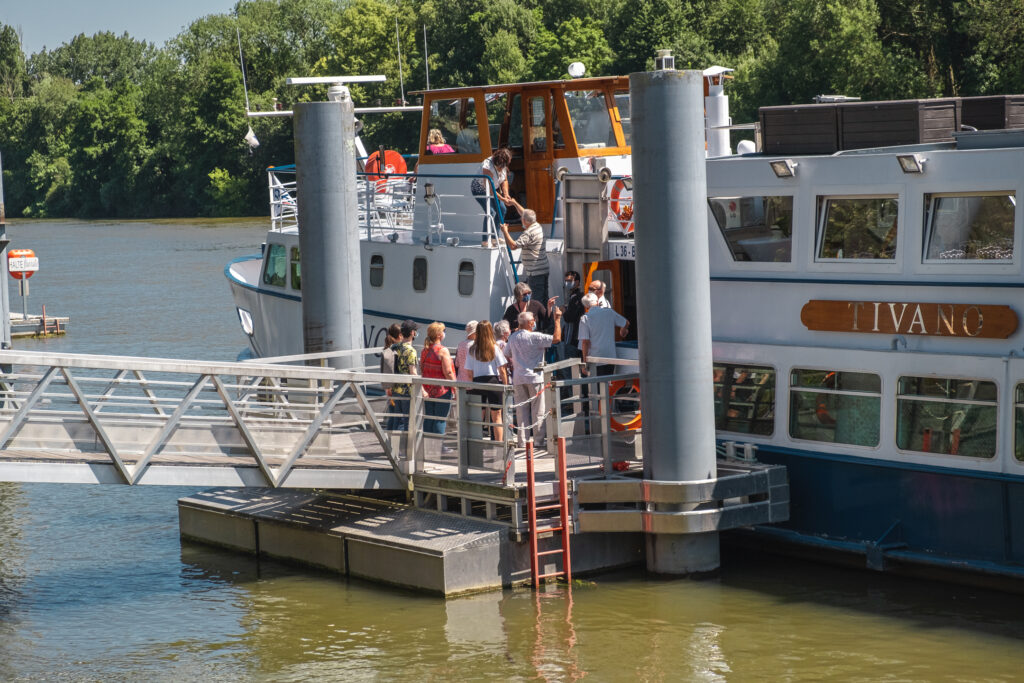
[{"left": 410, "top": 76, "right": 630, "bottom": 98}]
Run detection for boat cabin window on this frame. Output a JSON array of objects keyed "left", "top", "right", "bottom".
[
  {"left": 714, "top": 363, "right": 775, "bottom": 435},
  {"left": 458, "top": 260, "right": 474, "bottom": 296},
  {"left": 413, "top": 256, "right": 428, "bottom": 292},
  {"left": 290, "top": 247, "right": 301, "bottom": 290},
  {"left": 507, "top": 93, "right": 523, "bottom": 150},
  {"left": 427, "top": 98, "right": 480, "bottom": 155},
  {"left": 369, "top": 254, "right": 384, "bottom": 288},
  {"left": 1012, "top": 384, "right": 1024, "bottom": 461},
  {"left": 614, "top": 90, "right": 631, "bottom": 147},
  {"left": 564, "top": 90, "right": 615, "bottom": 149},
  {"left": 789, "top": 369, "right": 880, "bottom": 447},
  {"left": 817, "top": 196, "right": 898, "bottom": 260},
  {"left": 486, "top": 94, "right": 508, "bottom": 152},
  {"left": 896, "top": 376, "right": 996, "bottom": 458},
  {"left": 527, "top": 95, "right": 550, "bottom": 153},
  {"left": 262, "top": 243, "right": 287, "bottom": 287},
  {"left": 710, "top": 195, "right": 793, "bottom": 262},
  {"left": 924, "top": 192, "right": 1016, "bottom": 261}
]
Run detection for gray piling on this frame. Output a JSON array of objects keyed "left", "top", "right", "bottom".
[
  {"left": 293, "top": 90, "right": 364, "bottom": 368},
  {"left": 630, "top": 69, "right": 719, "bottom": 574}
]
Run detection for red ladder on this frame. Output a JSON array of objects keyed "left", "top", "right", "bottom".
[{"left": 526, "top": 437, "right": 573, "bottom": 587}]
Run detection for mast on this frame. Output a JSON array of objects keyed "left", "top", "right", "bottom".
[{"left": 395, "top": 17, "right": 405, "bottom": 105}]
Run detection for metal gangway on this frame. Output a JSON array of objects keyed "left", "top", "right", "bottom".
[{"left": 0, "top": 348, "right": 641, "bottom": 490}]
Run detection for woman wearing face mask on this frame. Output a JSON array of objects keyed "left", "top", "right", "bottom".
[
  {"left": 501, "top": 281, "right": 554, "bottom": 333},
  {"left": 561, "top": 270, "right": 585, "bottom": 354}
]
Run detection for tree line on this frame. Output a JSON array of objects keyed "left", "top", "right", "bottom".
[{"left": 0, "top": 0, "right": 1021, "bottom": 219}]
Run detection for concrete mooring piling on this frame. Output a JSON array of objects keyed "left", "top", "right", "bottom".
[
  {"left": 631, "top": 68, "right": 719, "bottom": 574},
  {"left": 294, "top": 88, "right": 364, "bottom": 368}
]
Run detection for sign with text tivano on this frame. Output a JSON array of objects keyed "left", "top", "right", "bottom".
[{"left": 800, "top": 300, "right": 1018, "bottom": 339}]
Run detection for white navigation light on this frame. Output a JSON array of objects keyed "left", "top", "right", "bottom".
[
  {"left": 770, "top": 159, "right": 797, "bottom": 178},
  {"left": 568, "top": 62, "right": 586, "bottom": 79},
  {"left": 897, "top": 153, "right": 925, "bottom": 174}
]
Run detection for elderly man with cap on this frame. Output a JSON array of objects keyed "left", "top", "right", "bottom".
[{"left": 388, "top": 319, "right": 421, "bottom": 432}]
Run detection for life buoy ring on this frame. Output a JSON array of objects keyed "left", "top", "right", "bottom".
[
  {"left": 609, "top": 177, "right": 634, "bottom": 233},
  {"left": 608, "top": 378, "right": 642, "bottom": 431},
  {"left": 365, "top": 150, "right": 407, "bottom": 193}
]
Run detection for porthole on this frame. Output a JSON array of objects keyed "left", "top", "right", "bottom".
[
  {"left": 458, "top": 261, "right": 474, "bottom": 296},
  {"left": 370, "top": 254, "right": 384, "bottom": 288},
  {"left": 413, "top": 257, "right": 427, "bottom": 291}
]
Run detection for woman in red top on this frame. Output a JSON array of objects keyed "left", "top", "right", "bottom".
[{"left": 421, "top": 322, "right": 456, "bottom": 438}]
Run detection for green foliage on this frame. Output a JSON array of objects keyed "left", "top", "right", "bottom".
[{"left": 0, "top": 1, "right": 1021, "bottom": 220}]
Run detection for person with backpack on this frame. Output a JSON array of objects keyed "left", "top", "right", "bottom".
[{"left": 387, "top": 320, "right": 421, "bottom": 432}]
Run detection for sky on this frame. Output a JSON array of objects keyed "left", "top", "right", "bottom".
[{"left": 2, "top": 1, "right": 238, "bottom": 56}]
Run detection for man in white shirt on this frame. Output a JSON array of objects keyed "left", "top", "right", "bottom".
[
  {"left": 501, "top": 209, "right": 549, "bottom": 302},
  {"left": 578, "top": 293, "right": 628, "bottom": 376},
  {"left": 587, "top": 279, "right": 610, "bottom": 308},
  {"left": 505, "top": 301, "right": 562, "bottom": 448}
]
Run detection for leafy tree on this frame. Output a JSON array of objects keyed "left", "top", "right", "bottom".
[
  {"left": 960, "top": 0, "right": 1024, "bottom": 94},
  {"left": 530, "top": 17, "right": 614, "bottom": 80},
  {"left": 0, "top": 24, "right": 26, "bottom": 101},
  {"left": 608, "top": 0, "right": 687, "bottom": 73},
  {"left": 27, "top": 32, "right": 156, "bottom": 87}
]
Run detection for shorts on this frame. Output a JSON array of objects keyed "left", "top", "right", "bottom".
[{"left": 468, "top": 375, "right": 504, "bottom": 407}]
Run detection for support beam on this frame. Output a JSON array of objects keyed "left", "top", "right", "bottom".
[{"left": 631, "top": 67, "right": 720, "bottom": 574}]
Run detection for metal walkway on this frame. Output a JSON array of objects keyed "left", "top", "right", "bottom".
[{"left": 0, "top": 349, "right": 638, "bottom": 490}]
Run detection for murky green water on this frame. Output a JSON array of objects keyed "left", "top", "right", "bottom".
[{"left": 1, "top": 220, "right": 1023, "bottom": 681}]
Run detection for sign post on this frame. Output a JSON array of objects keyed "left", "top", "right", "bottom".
[{"left": 8, "top": 249, "right": 39, "bottom": 320}]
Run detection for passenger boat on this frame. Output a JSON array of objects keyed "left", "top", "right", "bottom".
[{"left": 226, "top": 64, "right": 1024, "bottom": 586}]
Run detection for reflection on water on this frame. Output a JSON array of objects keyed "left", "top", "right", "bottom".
[{"left": 0, "top": 220, "right": 1023, "bottom": 680}]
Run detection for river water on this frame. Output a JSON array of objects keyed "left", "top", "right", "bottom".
[{"left": 1, "top": 219, "right": 1023, "bottom": 681}]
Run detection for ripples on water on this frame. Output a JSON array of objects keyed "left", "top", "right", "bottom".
[{"left": 0, "top": 220, "right": 1023, "bottom": 681}]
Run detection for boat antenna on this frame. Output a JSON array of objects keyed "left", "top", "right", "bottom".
[
  {"left": 423, "top": 25, "right": 430, "bottom": 90},
  {"left": 395, "top": 17, "right": 405, "bottom": 105},
  {"left": 236, "top": 24, "right": 251, "bottom": 114}
]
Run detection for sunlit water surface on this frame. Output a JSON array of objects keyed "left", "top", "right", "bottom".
[{"left": 0, "top": 219, "right": 1022, "bottom": 682}]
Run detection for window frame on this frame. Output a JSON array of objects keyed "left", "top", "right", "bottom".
[
  {"left": 261, "top": 243, "right": 287, "bottom": 288},
  {"left": 289, "top": 246, "right": 301, "bottom": 290},
  {"left": 369, "top": 253, "right": 384, "bottom": 288},
  {"left": 895, "top": 374, "right": 998, "bottom": 459},
  {"left": 412, "top": 256, "right": 428, "bottom": 292},
  {"left": 713, "top": 362, "right": 777, "bottom": 437},
  {"left": 418, "top": 91, "right": 492, "bottom": 164},
  {"left": 457, "top": 260, "right": 475, "bottom": 297},
  {"left": 921, "top": 190, "right": 1017, "bottom": 264},
  {"left": 788, "top": 368, "right": 882, "bottom": 448},
  {"left": 815, "top": 194, "right": 901, "bottom": 263},
  {"left": 709, "top": 194, "right": 795, "bottom": 264}
]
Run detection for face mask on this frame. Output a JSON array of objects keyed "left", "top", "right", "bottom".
[
  {"left": 564, "top": 280, "right": 575, "bottom": 289},
  {"left": 522, "top": 293, "right": 532, "bottom": 303}
]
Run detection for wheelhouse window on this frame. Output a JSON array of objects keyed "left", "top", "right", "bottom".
[
  {"left": 369, "top": 254, "right": 384, "bottom": 288},
  {"left": 614, "top": 90, "right": 631, "bottom": 147},
  {"left": 924, "top": 192, "right": 1016, "bottom": 261},
  {"left": 790, "top": 369, "right": 880, "bottom": 447},
  {"left": 458, "top": 260, "right": 474, "bottom": 296},
  {"left": 486, "top": 93, "right": 508, "bottom": 152},
  {"left": 817, "top": 196, "right": 899, "bottom": 260},
  {"left": 564, "top": 90, "right": 615, "bottom": 148},
  {"left": 290, "top": 247, "right": 301, "bottom": 290},
  {"left": 714, "top": 364, "right": 775, "bottom": 435},
  {"left": 262, "top": 243, "right": 286, "bottom": 287},
  {"left": 413, "top": 257, "right": 428, "bottom": 292},
  {"left": 710, "top": 195, "right": 793, "bottom": 262},
  {"left": 427, "top": 97, "right": 480, "bottom": 155},
  {"left": 896, "top": 376, "right": 997, "bottom": 458}
]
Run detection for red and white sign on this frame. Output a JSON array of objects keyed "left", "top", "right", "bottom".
[{"left": 8, "top": 249, "right": 39, "bottom": 279}]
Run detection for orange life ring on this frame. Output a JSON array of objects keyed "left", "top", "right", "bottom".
[
  {"left": 608, "top": 378, "right": 642, "bottom": 431},
  {"left": 365, "top": 150, "right": 407, "bottom": 192},
  {"left": 609, "top": 177, "right": 634, "bottom": 233}
]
